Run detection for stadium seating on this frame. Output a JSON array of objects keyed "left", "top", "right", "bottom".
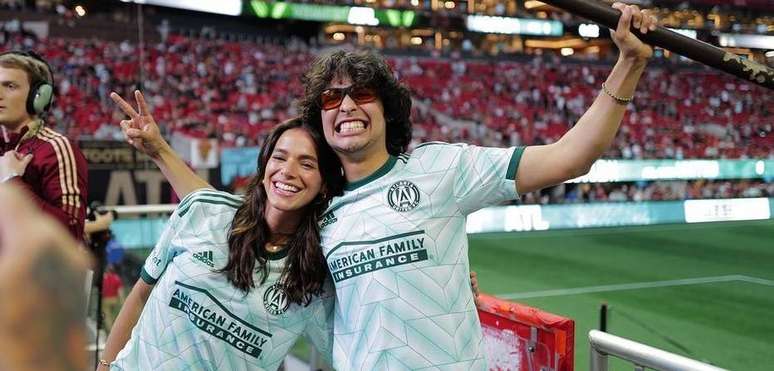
[{"left": 2, "top": 30, "right": 770, "bottom": 203}]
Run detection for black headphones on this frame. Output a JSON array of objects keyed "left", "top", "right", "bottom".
[{"left": 0, "top": 50, "right": 55, "bottom": 116}]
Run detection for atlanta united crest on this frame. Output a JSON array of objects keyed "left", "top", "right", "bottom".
[
  {"left": 387, "top": 180, "right": 421, "bottom": 212},
  {"left": 263, "top": 282, "right": 289, "bottom": 315}
]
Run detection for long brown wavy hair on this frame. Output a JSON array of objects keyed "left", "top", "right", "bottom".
[
  {"left": 300, "top": 49, "right": 413, "bottom": 156},
  {"left": 220, "top": 118, "right": 343, "bottom": 305}
]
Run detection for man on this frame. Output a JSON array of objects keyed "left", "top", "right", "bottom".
[
  {"left": 296, "top": 4, "right": 655, "bottom": 369},
  {"left": 117, "top": 3, "right": 657, "bottom": 369},
  {"left": 0, "top": 50, "right": 88, "bottom": 243},
  {"left": 0, "top": 182, "right": 91, "bottom": 371}
]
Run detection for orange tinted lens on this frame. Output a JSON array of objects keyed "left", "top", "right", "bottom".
[
  {"left": 321, "top": 89, "right": 344, "bottom": 110},
  {"left": 350, "top": 87, "right": 377, "bottom": 104}
]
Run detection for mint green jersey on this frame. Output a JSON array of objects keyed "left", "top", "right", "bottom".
[
  {"left": 112, "top": 189, "right": 334, "bottom": 371},
  {"left": 320, "top": 142, "right": 524, "bottom": 370}
]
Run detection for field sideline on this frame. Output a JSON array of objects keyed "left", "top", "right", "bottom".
[{"left": 470, "top": 219, "right": 774, "bottom": 370}]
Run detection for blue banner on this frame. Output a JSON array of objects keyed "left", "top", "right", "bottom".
[{"left": 220, "top": 147, "right": 260, "bottom": 186}]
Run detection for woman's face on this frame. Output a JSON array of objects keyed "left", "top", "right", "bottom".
[{"left": 262, "top": 128, "right": 324, "bottom": 213}]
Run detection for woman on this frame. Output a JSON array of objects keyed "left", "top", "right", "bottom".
[{"left": 99, "top": 111, "right": 344, "bottom": 370}]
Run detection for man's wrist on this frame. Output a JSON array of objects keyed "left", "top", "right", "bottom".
[
  {"left": 0, "top": 171, "right": 20, "bottom": 183},
  {"left": 616, "top": 54, "right": 649, "bottom": 72}
]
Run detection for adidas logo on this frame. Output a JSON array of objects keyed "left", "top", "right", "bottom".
[
  {"left": 320, "top": 211, "right": 337, "bottom": 228},
  {"left": 192, "top": 250, "right": 214, "bottom": 268}
]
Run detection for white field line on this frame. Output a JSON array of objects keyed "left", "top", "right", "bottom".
[{"left": 498, "top": 275, "right": 774, "bottom": 300}]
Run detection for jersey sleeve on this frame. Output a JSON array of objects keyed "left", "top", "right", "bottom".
[
  {"left": 302, "top": 282, "right": 335, "bottom": 367},
  {"left": 140, "top": 199, "right": 186, "bottom": 285},
  {"left": 32, "top": 135, "right": 88, "bottom": 243},
  {"left": 141, "top": 189, "right": 243, "bottom": 284},
  {"left": 452, "top": 144, "right": 525, "bottom": 215}
]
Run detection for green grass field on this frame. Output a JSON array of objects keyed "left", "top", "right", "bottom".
[{"left": 469, "top": 219, "right": 774, "bottom": 370}]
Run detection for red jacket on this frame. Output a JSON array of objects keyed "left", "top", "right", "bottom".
[{"left": 1, "top": 125, "right": 88, "bottom": 243}]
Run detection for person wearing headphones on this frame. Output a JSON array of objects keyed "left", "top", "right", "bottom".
[{"left": 0, "top": 50, "right": 88, "bottom": 243}]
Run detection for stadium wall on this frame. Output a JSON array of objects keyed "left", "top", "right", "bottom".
[
  {"left": 466, "top": 197, "right": 774, "bottom": 233},
  {"left": 109, "top": 197, "right": 774, "bottom": 249}
]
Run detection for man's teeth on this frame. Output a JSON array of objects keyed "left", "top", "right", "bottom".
[
  {"left": 274, "top": 182, "right": 299, "bottom": 192},
  {"left": 339, "top": 121, "right": 365, "bottom": 133}
]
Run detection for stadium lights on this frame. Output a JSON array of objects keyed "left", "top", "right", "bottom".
[
  {"left": 523, "top": 1, "right": 546, "bottom": 9},
  {"left": 466, "top": 15, "right": 563, "bottom": 36},
  {"left": 249, "top": 1, "right": 417, "bottom": 27},
  {"left": 348, "top": 7, "right": 379, "bottom": 26},
  {"left": 578, "top": 23, "right": 599, "bottom": 38},
  {"left": 525, "top": 38, "right": 586, "bottom": 49},
  {"left": 74, "top": 5, "right": 87, "bottom": 17},
  {"left": 719, "top": 33, "right": 774, "bottom": 50},
  {"left": 119, "top": 0, "right": 242, "bottom": 16},
  {"left": 667, "top": 28, "right": 698, "bottom": 40}
]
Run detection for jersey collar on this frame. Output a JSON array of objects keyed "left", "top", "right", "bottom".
[{"left": 345, "top": 155, "right": 398, "bottom": 191}]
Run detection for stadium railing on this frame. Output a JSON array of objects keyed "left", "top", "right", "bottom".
[{"left": 588, "top": 330, "right": 727, "bottom": 371}]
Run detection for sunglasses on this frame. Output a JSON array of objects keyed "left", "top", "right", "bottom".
[{"left": 320, "top": 85, "right": 378, "bottom": 110}]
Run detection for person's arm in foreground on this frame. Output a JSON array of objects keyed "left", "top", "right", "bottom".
[
  {"left": 0, "top": 183, "right": 91, "bottom": 371},
  {"left": 97, "top": 279, "right": 154, "bottom": 370},
  {"left": 110, "top": 90, "right": 212, "bottom": 199},
  {"left": 516, "top": 2, "right": 657, "bottom": 194}
]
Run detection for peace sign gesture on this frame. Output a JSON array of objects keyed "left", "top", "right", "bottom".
[{"left": 110, "top": 90, "right": 166, "bottom": 159}]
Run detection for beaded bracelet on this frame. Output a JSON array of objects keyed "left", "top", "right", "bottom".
[{"left": 602, "top": 82, "right": 633, "bottom": 105}]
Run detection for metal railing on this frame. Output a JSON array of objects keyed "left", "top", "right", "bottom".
[
  {"left": 589, "top": 330, "right": 727, "bottom": 371},
  {"left": 108, "top": 204, "right": 177, "bottom": 215}
]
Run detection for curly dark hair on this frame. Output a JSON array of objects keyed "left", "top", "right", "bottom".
[
  {"left": 220, "top": 118, "right": 344, "bottom": 305},
  {"left": 300, "top": 49, "right": 413, "bottom": 156}
]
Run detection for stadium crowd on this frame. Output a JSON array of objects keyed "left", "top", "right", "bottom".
[
  {"left": 2, "top": 27, "right": 770, "bottom": 205},
  {"left": 521, "top": 179, "right": 774, "bottom": 205},
  {"left": 3, "top": 30, "right": 771, "bottom": 160}
]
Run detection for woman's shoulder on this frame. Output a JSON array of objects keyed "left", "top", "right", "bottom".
[{"left": 175, "top": 188, "right": 244, "bottom": 218}]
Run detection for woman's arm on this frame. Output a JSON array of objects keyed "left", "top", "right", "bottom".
[
  {"left": 110, "top": 90, "right": 212, "bottom": 199},
  {"left": 97, "top": 279, "right": 154, "bottom": 370}
]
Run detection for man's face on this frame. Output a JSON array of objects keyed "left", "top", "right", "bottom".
[
  {"left": 320, "top": 75, "right": 388, "bottom": 159},
  {"left": 0, "top": 67, "right": 32, "bottom": 130}
]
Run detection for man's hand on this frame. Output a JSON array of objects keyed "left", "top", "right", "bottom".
[
  {"left": 0, "top": 151, "right": 32, "bottom": 180},
  {"left": 110, "top": 90, "right": 168, "bottom": 159},
  {"left": 470, "top": 271, "right": 481, "bottom": 307},
  {"left": 0, "top": 183, "right": 91, "bottom": 371},
  {"left": 611, "top": 2, "right": 658, "bottom": 63}
]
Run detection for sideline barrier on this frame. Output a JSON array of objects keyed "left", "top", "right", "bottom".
[
  {"left": 478, "top": 294, "right": 574, "bottom": 371},
  {"left": 588, "top": 330, "right": 727, "bottom": 371}
]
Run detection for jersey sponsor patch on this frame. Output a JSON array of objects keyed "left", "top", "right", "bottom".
[
  {"left": 387, "top": 180, "right": 420, "bottom": 212},
  {"left": 263, "top": 282, "right": 290, "bottom": 316},
  {"left": 169, "top": 281, "right": 272, "bottom": 358},
  {"left": 327, "top": 230, "right": 429, "bottom": 282}
]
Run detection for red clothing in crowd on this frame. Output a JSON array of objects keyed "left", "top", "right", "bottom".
[
  {"left": 0, "top": 124, "right": 88, "bottom": 243},
  {"left": 102, "top": 271, "right": 123, "bottom": 298}
]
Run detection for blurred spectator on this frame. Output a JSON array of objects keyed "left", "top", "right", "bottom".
[
  {"left": 101, "top": 264, "right": 125, "bottom": 333},
  {"left": 0, "top": 183, "right": 91, "bottom": 371}
]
